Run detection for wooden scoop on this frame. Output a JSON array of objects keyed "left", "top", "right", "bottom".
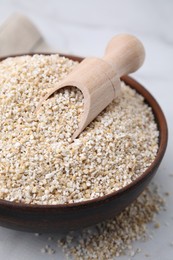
[{"left": 36, "top": 34, "right": 145, "bottom": 139}]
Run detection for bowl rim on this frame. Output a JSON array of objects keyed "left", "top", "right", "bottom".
[{"left": 0, "top": 53, "right": 168, "bottom": 209}]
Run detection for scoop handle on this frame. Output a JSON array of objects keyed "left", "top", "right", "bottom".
[{"left": 103, "top": 34, "right": 145, "bottom": 77}]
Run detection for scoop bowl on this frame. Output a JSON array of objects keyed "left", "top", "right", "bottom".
[{"left": 0, "top": 53, "right": 168, "bottom": 233}]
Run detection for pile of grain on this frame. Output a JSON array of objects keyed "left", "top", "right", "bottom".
[
  {"left": 58, "top": 185, "right": 164, "bottom": 259},
  {"left": 0, "top": 54, "right": 159, "bottom": 204},
  {"left": 40, "top": 184, "right": 164, "bottom": 259}
]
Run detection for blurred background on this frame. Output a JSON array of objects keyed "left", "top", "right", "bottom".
[
  {"left": 0, "top": 1, "right": 173, "bottom": 259},
  {"left": 0, "top": 0, "right": 173, "bottom": 84},
  {"left": 0, "top": 0, "right": 173, "bottom": 106}
]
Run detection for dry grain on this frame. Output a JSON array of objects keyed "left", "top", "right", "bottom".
[
  {"left": 57, "top": 184, "right": 164, "bottom": 259},
  {"left": 0, "top": 54, "right": 159, "bottom": 204}
]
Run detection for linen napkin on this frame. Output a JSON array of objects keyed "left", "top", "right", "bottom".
[{"left": 0, "top": 13, "right": 50, "bottom": 56}]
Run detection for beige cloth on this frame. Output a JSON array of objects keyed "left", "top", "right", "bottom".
[{"left": 0, "top": 13, "right": 50, "bottom": 56}]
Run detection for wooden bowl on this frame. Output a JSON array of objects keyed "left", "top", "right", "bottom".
[{"left": 0, "top": 53, "right": 168, "bottom": 233}]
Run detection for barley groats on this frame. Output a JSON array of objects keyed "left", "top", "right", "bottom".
[{"left": 0, "top": 54, "right": 159, "bottom": 204}]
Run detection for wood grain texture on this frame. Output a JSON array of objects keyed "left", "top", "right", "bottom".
[
  {"left": 37, "top": 34, "right": 145, "bottom": 139},
  {"left": 0, "top": 53, "right": 168, "bottom": 233}
]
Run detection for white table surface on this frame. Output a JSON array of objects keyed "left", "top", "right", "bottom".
[{"left": 0, "top": 0, "right": 173, "bottom": 259}]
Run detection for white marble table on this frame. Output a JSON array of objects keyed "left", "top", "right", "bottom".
[{"left": 0, "top": 0, "right": 173, "bottom": 259}]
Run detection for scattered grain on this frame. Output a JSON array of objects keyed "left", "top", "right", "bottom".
[
  {"left": 57, "top": 185, "right": 164, "bottom": 259},
  {"left": 41, "top": 244, "right": 55, "bottom": 255},
  {"left": 154, "top": 222, "right": 160, "bottom": 229},
  {"left": 34, "top": 233, "right": 40, "bottom": 237},
  {"left": 164, "top": 192, "right": 170, "bottom": 196}
]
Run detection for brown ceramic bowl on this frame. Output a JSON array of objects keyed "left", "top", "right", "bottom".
[{"left": 0, "top": 53, "right": 168, "bottom": 233}]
